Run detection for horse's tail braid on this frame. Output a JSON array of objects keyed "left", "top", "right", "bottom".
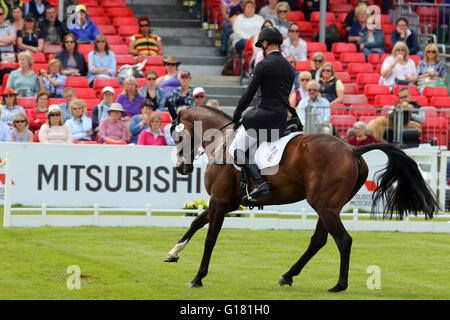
[{"left": 353, "top": 144, "right": 439, "bottom": 220}]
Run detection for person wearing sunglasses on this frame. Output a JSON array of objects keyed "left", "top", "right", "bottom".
[
  {"left": 379, "top": 41, "right": 417, "bottom": 89},
  {"left": 309, "top": 51, "right": 325, "bottom": 81},
  {"left": 65, "top": 98, "right": 92, "bottom": 141},
  {"left": 156, "top": 55, "right": 182, "bottom": 101},
  {"left": 297, "top": 80, "right": 331, "bottom": 131},
  {"left": 38, "top": 104, "right": 72, "bottom": 144},
  {"left": 67, "top": 4, "right": 99, "bottom": 44},
  {"left": 55, "top": 33, "right": 87, "bottom": 76},
  {"left": 0, "top": 87, "right": 25, "bottom": 127},
  {"left": 272, "top": 1, "right": 291, "bottom": 38},
  {"left": 129, "top": 16, "right": 163, "bottom": 56},
  {"left": 192, "top": 87, "right": 206, "bottom": 106},
  {"left": 11, "top": 112, "right": 34, "bottom": 142},
  {"left": 87, "top": 34, "right": 116, "bottom": 86},
  {"left": 281, "top": 22, "right": 307, "bottom": 62},
  {"left": 140, "top": 70, "right": 166, "bottom": 111},
  {"left": 318, "top": 63, "right": 344, "bottom": 104},
  {"left": 416, "top": 43, "right": 447, "bottom": 90},
  {"left": 0, "top": 105, "right": 12, "bottom": 142}
]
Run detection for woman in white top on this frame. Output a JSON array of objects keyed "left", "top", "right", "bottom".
[
  {"left": 379, "top": 41, "right": 417, "bottom": 89},
  {"left": 259, "top": 0, "right": 279, "bottom": 21},
  {"left": 231, "top": 0, "right": 264, "bottom": 51}
]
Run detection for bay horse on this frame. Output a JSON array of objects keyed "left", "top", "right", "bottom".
[{"left": 164, "top": 106, "right": 437, "bottom": 292}]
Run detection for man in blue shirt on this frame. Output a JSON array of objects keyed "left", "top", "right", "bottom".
[
  {"left": 297, "top": 80, "right": 331, "bottom": 133},
  {"left": 67, "top": 4, "right": 99, "bottom": 44}
]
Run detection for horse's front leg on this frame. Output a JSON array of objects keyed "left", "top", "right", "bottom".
[
  {"left": 164, "top": 209, "right": 209, "bottom": 262},
  {"left": 189, "top": 201, "right": 226, "bottom": 288}
]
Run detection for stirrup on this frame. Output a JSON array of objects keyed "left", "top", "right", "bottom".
[{"left": 243, "top": 181, "right": 271, "bottom": 202}]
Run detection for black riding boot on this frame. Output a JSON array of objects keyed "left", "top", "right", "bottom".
[{"left": 234, "top": 149, "right": 271, "bottom": 202}]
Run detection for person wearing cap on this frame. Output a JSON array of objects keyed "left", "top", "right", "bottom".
[
  {"left": 156, "top": 55, "right": 182, "bottom": 101},
  {"left": 24, "top": 0, "right": 49, "bottom": 25},
  {"left": 193, "top": 87, "right": 206, "bottom": 106},
  {"left": 168, "top": 70, "right": 194, "bottom": 119},
  {"left": 38, "top": 104, "right": 72, "bottom": 143},
  {"left": 16, "top": 13, "right": 44, "bottom": 52},
  {"left": 129, "top": 99, "right": 156, "bottom": 144},
  {"left": 87, "top": 34, "right": 116, "bottom": 86},
  {"left": 97, "top": 102, "right": 128, "bottom": 144},
  {"left": 28, "top": 89, "right": 50, "bottom": 132},
  {"left": 128, "top": 16, "right": 163, "bottom": 57},
  {"left": 37, "top": 58, "right": 67, "bottom": 98},
  {"left": 231, "top": 0, "right": 264, "bottom": 51},
  {"left": 0, "top": 6, "right": 16, "bottom": 54},
  {"left": 65, "top": 98, "right": 92, "bottom": 141},
  {"left": 67, "top": 3, "right": 99, "bottom": 44},
  {"left": 231, "top": 26, "right": 299, "bottom": 202},
  {"left": 140, "top": 70, "right": 166, "bottom": 111},
  {"left": 91, "top": 86, "right": 114, "bottom": 137},
  {"left": 0, "top": 87, "right": 25, "bottom": 127}
]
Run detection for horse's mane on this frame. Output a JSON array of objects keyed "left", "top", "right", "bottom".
[{"left": 197, "top": 105, "right": 232, "bottom": 121}]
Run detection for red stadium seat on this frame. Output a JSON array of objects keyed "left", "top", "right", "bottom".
[
  {"left": 307, "top": 42, "right": 327, "bottom": 53},
  {"left": 288, "top": 11, "right": 305, "bottom": 21},
  {"left": 297, "top": 22, "right": 314, "bottom": 41},
  {"left": 109, "top": 45, "right": 129, "bottom": 55},
  {"left": 108, "top": 7, "right": 134, "bottom": 18},
  {"left": 113, "top": 16, "right": 138, "bottom": 30},
  {"left": 118, "top": 25, "right": 139, "bottom": 42},
  {"left": 90, "top": 16, "right": 110, "bottom": 26},
  {"left": 88, "top": 7, "right": 106, "bottom": 17},
  {"left": 364, "top": 84, "right": 390, "bottom": 104},
  {"left": 339, "top": 52, "right": 366, "bottom": 70},
  {"left": 74, "top": 88, "right": 96, "bottom": 99},
  {"left": 335, "top": 71, "right": 351, "bottom": 83},
  {"left": 343, "top": 83, "right": 358, "bottom": 94},
  {"left": 18, "top": 97, "right": 35, "bottom": 109},
  {"left": 356, "top": 73, "right": 381, "bottom": 92},
  {"left": 330, "top": 103, "right": 348, "bottom": 115},
  {"left": 349, "top": 104, "right": 377, "bottom": 118},
  {"left": 308, "top": 51, "right": 335, "bottom": 61},
  {"left": 373, "top": 95, "right": 397, "bottom": 107},
  {"left": 330, "top": 115, "right": 356, "bottom": 138},
  {"left": 343, "top": 94, "right": 368, "bottom": 106},
  {"left": 32, "top": 63, "right": 48, "bottom": 73},
  {"left": 138, "top": 55, "right": 164, "bottom": 66},
  {"left": 84, "top": 99, "right": 99, "bottom": 112},
  {"left": 330, "top": 61, "right": 343, "bottom": 72},
  {"left": 422, "top": 106, "right": 438, "bottom": 119},
  {"left": 48, "top": 98, "right": 65, "bottom": 105},
  {"left": 116, "top": 54, "right": 137, "bottom": 70},
  {"left": 331, "top": 42, "right": 357, "bottom": 60},
  {"left": 423, "top": 86, "right": 448, "bottom": 98},
  {"left": 158, "top": 111, "right": 172, "bottom": 123},
  {"left": 31, "top": 53, "right": 46, "bottom": 63},
  {"left": 78, "top": 44, "right": 94, "bottom": 55},
  {"left": 65, "top": 76, "right": 89, "bottom": 88},
  {"left": 103, "top": 0, "right": 127, "bottom": 7},
  {"left": 295, "top": 60, "right": 311, "bottom": 71},
  {"left": 410, "top": 95, "right": 428, "bottom": 106},
  {"left": 98, "top": 25, "right": 116, "bottom": 35},
  {"left": 430, "top": 96, "right": 450, "bottom": 108},
  {"left": 422, "top": 117, "right": 447, "bottom": 145},
  {"left": 392, "top": 85, "right": 420, "bottom": 96},
  {"left": 347, "top": 63, "right": 374, "bottom": 80}
]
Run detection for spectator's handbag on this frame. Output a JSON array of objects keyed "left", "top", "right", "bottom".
[
  {"left": 418, "top": 77, "right": 447, "bottom": 91},
  {"left": 1, "top": 52, "right": 16, "bottom": 64}
]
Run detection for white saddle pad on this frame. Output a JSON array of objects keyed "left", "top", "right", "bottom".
[{"left": 230, "top": 132, "right": 302, "bottom": 171}]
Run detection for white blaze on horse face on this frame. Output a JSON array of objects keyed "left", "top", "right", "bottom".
[{"left": 168, "top": 240, "right": 188, "bottom": 258}]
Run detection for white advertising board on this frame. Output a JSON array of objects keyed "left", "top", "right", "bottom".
[{"left": 0, "top": 143, "right": 388, "bottom": 211}]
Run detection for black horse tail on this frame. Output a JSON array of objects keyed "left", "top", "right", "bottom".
[{"left": 353, "top": 144, "right": 439, "bottom": 220}]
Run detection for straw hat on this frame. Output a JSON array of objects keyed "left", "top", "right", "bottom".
[{"left": 163, "top": 55, "right": 181, "bottom": 65}]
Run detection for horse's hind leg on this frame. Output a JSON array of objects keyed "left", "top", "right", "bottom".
[
  {"left": 319, "top": 210, "right": 353, "bottom": 292},
  {"left": 164, "top": 209, "right": 209, "bottom": 262},
  {"left": 279, "top": 219, "right": 328, "bottom": 287}
]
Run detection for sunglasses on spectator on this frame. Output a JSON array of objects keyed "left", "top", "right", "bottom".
[
  {"left": 96, "top": 40, "right": 106, "bottom": 43},
  {"left": 181, "top": 76, "right": 191, "bottom": 79},
  {"left": 49, "top": 113, "right": 60, "bottom": 117},
  {"left": 314, "top": 59, "right": 323, "bottom": 63},
  {"left": 427, "top": 51, "right": 437, "bottom": 53},
  {"left": 4, "top": 94, "right": 15, "bottom": 97},
  {"left": 140, "top": 24, "right": 149, "bottom": 27},
  {"left": 278, "top": 10, "right": 288, "bottom": 13},
  {"left": 308, "top": 88, "right": 318, "bottom": 92},
  {"left": 165, "top": 63, "right": 177, "bottom": 66},
  {"left": 322, "top": 69, "right": 332, "bottom": 73},
  {"left": 399, "top": 95, "right": 409, "bottom": 99},
  {"left": 194, "top": 95, "right": 205, "bottom": 98},
  {"left": 65, "top": 40, "right": 75, "bottom": 43},
  {"left": 14, "top": 120, "right": 26, "bottom": 123},
  {"left": 147, "top": 77, "right": 157, "bottom": 80},
  {"left": 289, "top": 29, "right": 300, "bottom": 33},
  {"left": 300, "top": 78, "right": 310, "bottom": 82},
  {"left": 72, "top": 107, "right": 83, "bottom": 110}
]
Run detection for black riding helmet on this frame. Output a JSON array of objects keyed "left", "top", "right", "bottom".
[{"left": 255, "top": 26, "right": 283, "bottom": 48}]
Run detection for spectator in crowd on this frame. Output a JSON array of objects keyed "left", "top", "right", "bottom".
[
  {"left": 303, "top": 0, "right": 321, "bottom": 21},
  {"left": 297, "top": 80, "right": 330, "bottom": 129},
  {"left": 40, "top": 5, "right": 69, "bottom": 51},
  {"left": 396, "top": 87, "right": 425, "bottom": 124},
  {"left": 343, "top": 0, "right": 369, "bottom": 33},
  {"left": 39, "top": 104, "right": 72, "bottom": 143},
  {"left": 0, "top": 88, "right": 24, "bottom": 127},
  {"left": 272, "top": 1, "right": 291, "bottom": 37},
  {"left": 346, "top": 121, "right": 377, "bottom": 146},
  {"left": 140, "top": 70, "right": 166, "bottom": 111},
  {"left": 7, "top": 51, "right": 39, "bottom": 97},
  {"left": 285, "top": 55, "right": 300, "bottom": 107},
  {"left": 281, "top": 22, "right": 307, "bottom": 62},
  {"left": 359, "top": 14, "right": 385, "bottom": 61},
  {"left": 0, "top": 106, "right": 11, "bottom": 141},
  {"left": 87, "top": 34, "right": 116, "bottom": 86},
  {"left": 348, "top": 4, "right": 369, "bottom": 46},
  {"left": 24, "top": 0, "right": 49, "bottom": 25},
  {"left": 63, "top": 0, "right": 79, "bottom": 23},
  {"left": 1, "top": 0, "right": 24, "bottom": 23},
  {"left": 251, "top": 19, "right": 273, "bottom": 68},
  {"left": 56, "top": 33, "right": 88, "bottom": 76},
  {"left": 91, "top": 86, "right": 114, "bottom": 137},
  {"left": 116, "top": 76, "right": 145, "bottom": 117},
  {"left": 416, "top": 43, "right": 447, "bottom": 89},
  {"left": 67, "top": 4, "right": 99, "bottom": 44},
  {"left": 391, "top": 17, "right": 423, "bottom": 59},
  {"left": 0, "top": 6, "right": 17, "bottom": 55},
  {"left": 231, "top": 0, "right": 264, "bottom": 52},
  {"left": 37, "top": 58, "right": 67, "bottom": 98},
  {"left": 193, "top": 87, "right": 206, "bottom": 106},
  {"left": 16, "top": 14, "right": 44, "bottom": 53},
  {"left": 97, "top": 102, "right": 128, "bottom": 144},
  {"left": 168, "top": 70, "right": 194, "bottom": 119},
  {"left": 318, "top": 63, "right": 344, "bottom": 104},
  {"left": 309, "top": 51, "right": 325, "bottom": 81},
  {"left": 156, "top": 55, "right": 182, "bottom": 101},
  {"left": 206, "top": 99, "right": 220, "bottom": 109},
  {"left": 10, "top": 112, "right": 34, "bottom": 142},
  {"left": 11, "top": 5, "right": 24, "bottom": 32},
  {"left": 137, "top": 112, "right": 166, "bottom": 146},
  {"left": 65, "top": 98, "right": 92, "bottom": 141},
  {"left": 129, "top": 99, "right": 155, "bottom": 144},
  {"left": 297, "top": 71, "right": 312, "bottom": 100},
  {"left": 259, "top": 0, "right": 279, "bottom": 21},
  {"left": 379, "top": 41, "right": 417, "bottom": 89},
  {"left": 28, "top": 89, "right": 50, "bottom": 132},
  {"left": 219, "top": 0, "right": 242, "bottom": 56},
  {"left": 128, "top": 16, "right": 163, "bottom": 56},
  {"left": 58, "top": 86, "right": 76, "bottom": 121}
]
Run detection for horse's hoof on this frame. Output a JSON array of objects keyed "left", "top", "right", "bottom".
[
  {"left": 188, "top": 281, "right": 203, "bottom": 288},
  {"left": 163, "top": 254, "right": 179, "bottom": 262},
  {"left": 328, "top": 283, "right": 347, "bottom": 292},
  {"left": 278, "top": 275, "right": 293, "bottom": 287}
]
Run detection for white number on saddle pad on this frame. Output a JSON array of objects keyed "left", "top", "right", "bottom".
[{"left": 175, "top": 123, "right": 185, "bottom": 133}]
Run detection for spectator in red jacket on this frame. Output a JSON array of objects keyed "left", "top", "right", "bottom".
[{"left": 347, "top": 121, "right": 378, "bottom": 146}]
